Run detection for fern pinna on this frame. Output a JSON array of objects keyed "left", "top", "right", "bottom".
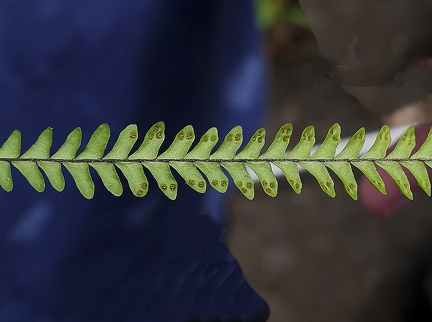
[{"left": 0, "top": 122, "right": 430, "bottom": 200}]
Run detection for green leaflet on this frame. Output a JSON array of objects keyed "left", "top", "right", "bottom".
[
  {"left": 0, "top": 122, "right": 431, "bottom": 201},
  {"left": 327, "top": 127, "right": 365, "bottom": 200},
  {"left": 210, "top": 126, "right": 255, "bottom": 200},
  {"left": 12, "top": 128, "right": 52, "bottom": 192},
  {"left": 295, "top": 124, "right": 339, "bottom": 198},
  {"left": 375, "top": 126, "right": 414, "bottom": 199},
  {"left": 104, "top": 124, "right": 140, "bottom": 197},
  {"left": 0, "top": 130, "right": 21, "bottom": 192},
  {"left": 263, "top": 123, "right": 301, "bottom": 194},
  {"left": 351, "top": 125, "right": 389, "bottom": 196},
  {"left": 186, "top": 128, "right": 229, "bottom": 194},
  {"left": 239, "top": 128, "right": 278, "bottom": 198},
  {"left": 407, "top": 127, "right": 432, "bottom": 196}
]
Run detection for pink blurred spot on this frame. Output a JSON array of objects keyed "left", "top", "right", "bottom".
[{"left": 419, "top": 57, "right": 432, "bottom": 68}]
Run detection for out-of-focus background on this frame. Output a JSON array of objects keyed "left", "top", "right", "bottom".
[{"left": 227, "top": 1, "right": 432, "bottom": 321}]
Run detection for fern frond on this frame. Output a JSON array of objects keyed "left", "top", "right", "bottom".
[{"left": 1, "top": 122, "right": 431, "bottom": 200}]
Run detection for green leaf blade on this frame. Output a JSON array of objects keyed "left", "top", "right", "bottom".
[
  {"left": 362, "top": 125, "right": 391, "bottom": 159},
  {"left": 325, "top": 161, "right": 358, "bottom": 200},
  {"left": 376, "top": 161, "right": 413, "bottom": 200},
  {"left": 90, "top": 163, "right": 123, "bottom": 196},
  {"left": 311, "top": 123, "right": 341, "bottom": 159},
  {"left": 272, "top": 160, "right": 302, "bottom": 194},
  {"left": 247, "top": 162, "right": 278, "bottom": 197},
  {"left": 194, "top": 161, "right": 229, "bottom": 193},
  {"left": 386, "top": 126, "right": 415, "bottom": 159},
  {"left": 260, "top": 123, "right": 293, "bottom": 159},
  {"left": 143, "top": 162, "right": 177, "bottom": 200},
  {"left": 11, "top": 128, "right": 52, "bottom": 193},
  {"left": 210, "top": 126, "right": 243, "bottom": 159},
  {"left": 0, "top": 161, "right": 13, "bottom": 192},
  {"left": 299, "top": 161, "right": 336, "bottom": 198},
  {"left": 63, "top": 163, "right": 94, "bottom": 199},
  {"left": 186, "top": 128, "right": 219, "bottom": 159},
  {"left": 335, "top": 127, "right": 365, "bottom": 159},
  {"left": 104, "top": 124, "right": 138, "bottom": 159},
  {"left": 222, "top": 162, "right": 254, "bottom": 200},
  {"left": 76, "top": 124, "right": 110, "bottom": 160},
  {"left": 286, "top": 125, "right": 315, "bottom": 159},
  {"left": 51, "top": 127, "right": 82, "bottom": 159},
  {"left": 400, "top": 161, "right": 431, "bottom": 196},
  {"left": 12, "top": 161, "right": 45, "bottom": 192},
  {"left": 129, "top": 122, "right": 165, "bottom": 160},
  {"left": 235, "top": 128, "right": 265, "bottom": 159},
  {"left": 0, "top": 130, "right": 21, "bottom": 159},
  {"left": 0, "top": 130, "right": 21, "bottom": 191},
  {"left": 158, "top": 125, "right": 195, "bottom": 159},
  {"left": 352, "top": 161, "right": 386, "bottom": 195},
  {"left": 115, "top": 162, "right": 149, "bottom": 197},
  {"left": 170, "top": 162, "right": 207, "bottom": 193},
  {"left": 38, "top": 161, "right": 65, "bottom": 192}
]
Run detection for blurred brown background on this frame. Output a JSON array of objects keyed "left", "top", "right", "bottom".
[{"left": 227, "top": 1, "right": 432, "bottom": 321}]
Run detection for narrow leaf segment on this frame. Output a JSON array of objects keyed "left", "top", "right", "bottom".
[{"left": 0, "top": 123, "right": 430, "bottom": 200}]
